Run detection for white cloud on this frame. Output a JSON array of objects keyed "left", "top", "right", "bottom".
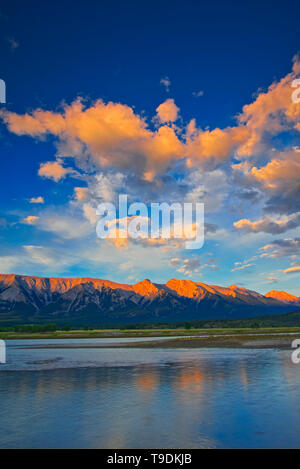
[
  {"left": 0, "top": 255, "right": 19, "bottom": 272},
  {"left": 231, "top": 263, "right": 255, "bottom": 272}
]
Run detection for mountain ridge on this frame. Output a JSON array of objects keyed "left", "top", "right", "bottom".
[{"left": 0, "top": 273, "right": 299, "bottom": 325}]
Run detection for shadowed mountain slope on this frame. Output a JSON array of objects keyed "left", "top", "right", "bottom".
[{"left": 0, "top": 274, "right": 299, "bottom": 325}]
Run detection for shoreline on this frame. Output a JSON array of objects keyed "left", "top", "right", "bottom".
[
  {"left": 2, "top": 326, "right": 300, "bottom": 341},
  {"left": 14, "top": 333, "right": 300, "bottom": 350}
]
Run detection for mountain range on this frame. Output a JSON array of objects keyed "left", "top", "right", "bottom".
[{"left": 0, "top": 274, "right": 299, "bottom": 326}]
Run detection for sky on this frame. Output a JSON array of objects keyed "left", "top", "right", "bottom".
[{"left": 0, "top": 0, "right": 299, "bottom": 294}]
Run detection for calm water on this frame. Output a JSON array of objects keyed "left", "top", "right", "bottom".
[{"left": 0, "top": 339, "right": 300, "bottom": 448}]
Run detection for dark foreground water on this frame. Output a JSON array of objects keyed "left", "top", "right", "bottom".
[{"left": 0, "top": 339, "right": 300, "bottom": 448}]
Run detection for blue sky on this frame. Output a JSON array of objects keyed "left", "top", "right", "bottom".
[{"left": 0, "top": 0, "right": 299, "bottom": 294}]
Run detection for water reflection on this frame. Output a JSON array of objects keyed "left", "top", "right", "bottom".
[
  {"left": 136, "top": 369, "right": 159, "bottom": 391},
  {"left": 0, "top": 347, "right": 300, "bottom": 448},
  {"left": 176, "top": 368, "right": 204, "bottom": 392}
]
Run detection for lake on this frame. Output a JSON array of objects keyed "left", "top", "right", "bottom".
[{"left": 0, "top": 339, "right": 300, "bottom": 448}]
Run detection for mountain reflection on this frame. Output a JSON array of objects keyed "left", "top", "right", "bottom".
[{"left": 1, "top": 348, "right": 300, "bottom": 448}]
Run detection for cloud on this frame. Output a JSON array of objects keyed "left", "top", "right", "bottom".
[
  {"left": 29, "top": 196, "right": 44, "bottom": 204},
  {"left": 192, "top": 91, "right": 204, "bottom": 98},
  {"left": 160, "top": 76, "right": 171, "bottom": 92},
  {"left": 236, "top": 55, "right": 300, "bottom": 155},
  {"left": 185, "top": 169, "right": 229, "bottom": 213},
  {"left": 1, "top": 99, "right": 185, "bottom": 178},
  {"left": 38, "top": 161, "right": 73, "bottom": 182},
  {"left": 74, "top": 187, "right": 89, "bottom": 201},
  {"left": 170, "top": 257, "right": 181, "bottom": 266},
  {"left": 205, "top": 223, "right": 219, "bottom": 234},
  {"left": 234, "top": 213, "right": 300, "bottom": 234},
  {"left": 231, "top": 263, "right": 255, "bottom": 272},
  {"left": 249, "top": 149, "right": 300, "bottom": 215},
  {"left": 92, "top": 172, "right": 125, "bottom": 202},
  {"left": 185, "top": 124, "right": 250, "bottom": 166},
  {"left": 232, "top": 147, "right": 300, "bottom": 215},
  {"left": 22, "top": 245, "right": 76, "bottom": 272},
  {"left": 0, "top": 255, "right": 19, "bottom": 271},
  {"left": 156, "top": 99, "right": 179, "bottom": 123},
  {"left": 21, "top": 215, "right": 40, "bottom": 225},
  {"left": 119, "top": 261, "right": 134, "bottom": 271},
  {"left": 283, "top": 266, "right": 300, "bottom": 274},
  {"left": 1, "top": 56, "right": 300, "bottom": 275},
  {"left": 176, "top": 257, "right": 202, "bottom": 276},
  {"left": 1, "top": 56, "right": 299, "bottom": 186},
  {"left": 267, "top": 276, "right": 278, "bottom": 283},
  {"left": 38, "top": 212, "right": 93, "bottom": 239},
  {"left": 23, "top": 245, "right": 61, "bottom": 266},
  {"left": 82, "top": 203, "right": 98, "bottom": 225},
  {"left": 260, "top": 238, "right": 300, "bottom": 259},
  {"left": 1, "top": 58, "right": 299, "bottom": 171},
  {"left": 250, "top": 153, "right": 300, "bottom": 189},
  {"left": 169, "top": 255, "right": 219, "bottom": 276},
  {"left": 0, "top": 245, "right": 73, "bottom": 274}
]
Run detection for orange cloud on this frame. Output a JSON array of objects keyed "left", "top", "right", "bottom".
[
  {"left": 234, "top": 213, "right": 300, "bottom": 234},
  {"left": 38, "top": 161, "right": 71, "bottom": 181},
  {"left": 185, "top": 126, "right": 250, "bottom": 165},
  {"left": 237, "top": 55, "right": 300, "bottom": 155},
  {"left": 250, "top": 153, "right": 300, "bottom": 188},
  {"left": 74, "top": 187, "right": 89, "bottom": 201},
  {"left": 0, "top": 99, "right": 252, "bottom": 176},
  {"left": 2, "top": 100, "right": 185, "bottom": 175},
  {"left": 156, "top": 98, "right": 179, "bottom": 123},
  {"left": 21, "top": 215, "right": 40, "bottom": 225},
  {"left": 283, "top": 266, "right": 300, "bottom": 274},
  {"left": 1, "top": 57, "right": 299, "bottom": 179}
]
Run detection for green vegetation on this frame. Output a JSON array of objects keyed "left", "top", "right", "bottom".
[
  {"left": 0, "top": 325, "right": 300, "bottom": 341},
  {"left": 0, "top": 323, "right": 57, "bottom": 333},
  {"left": 0, "top": 309, "right": 300, "bottom": 340}
]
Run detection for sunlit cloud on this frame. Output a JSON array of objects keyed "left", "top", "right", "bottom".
[
  {"left": 283, "top": 266, "right": 300, "bottom": 274},
  {"left": 231, "top": 263, "right": 255, "bottom": 272},
  {"left": 29, "top": 196, "right": 44, "bottom": 204},
  {"left": 38, "top": 160, "right": 73, "bottom": 182},
  {"left": 259, "top": 238, "right": 300, "bottom": 259},
  {"left": 234, "top": 213, "right": 300, "bottom": 234},
  {"left": 21, "top": 215, "right": 40, "bottom": 225},
  {"left": 155, "top": 99, "right": 179, "bottom": 123},
  {"left": 0, "top": 57, "right": 300, "bottom": 290}
]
